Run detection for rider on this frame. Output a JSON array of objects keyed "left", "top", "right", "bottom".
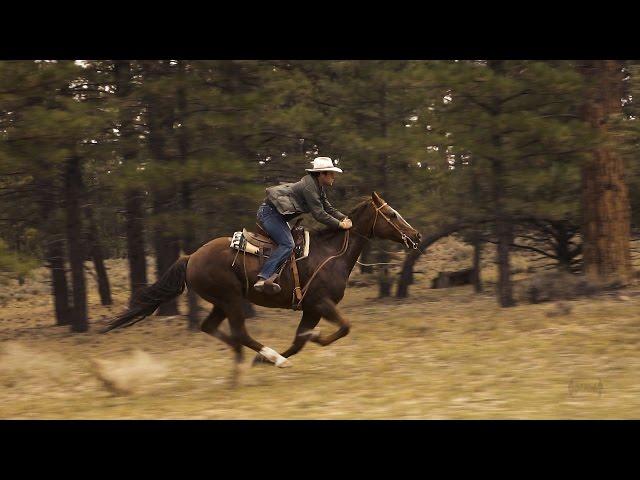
[{"left": 254, "top": 157, "right": 353, "bottom": 294}]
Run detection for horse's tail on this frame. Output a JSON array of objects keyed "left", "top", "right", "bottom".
[{"left": 101, "top": 255, "right": 190, "bottom": 333}]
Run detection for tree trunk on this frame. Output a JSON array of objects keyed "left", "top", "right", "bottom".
[
  {"left": 472, "top": 235, "right": 483, "bottom": 293},
  {"left": 64, "top": 155, "right": 88, "bottom": 332},
  {"left": 396, "top": 249, "right": 418, "bottom": 298},
  {"left": 146, "top": 72, "right": 180, "bottom": 317},
  {"left": 395, "top": 222, "right": 471, "bottom": 298},
  {"left": 376, "top": 84, "right": 392, "bottom": 298},
  {"left": 125, "top": 190, "right": 148, "bottom": 304},
  {"left": 35, "top": 174, "right": 71, "bottom": 325},
  {"left": 86, "top": 206, "right": 112, "bottom": 305},
  {"left": 579, "top": 60, "right": 631, "bottom": 284},
  {"left": 495, "top": 219, "right": 515, "bottom": 307},
  {"left": 470, "top": 161, "right": 483, "bottom": 293},
  {"left": 46, "top": 236, "right": 72, "bottom": 325},
  {"left": 487, "top": 60, "right": 515, "bottom": 307},
  {"left": 114, "top": 61, "right": 149, "bottom": 304},
  {"left": 376, "top": 248, "right": 392, "bottom": 298},
  {"left": 176, "top": 61, "right": 199, "bottom": 329},
  {"left": 153, "top": 217, "right": 181, "bottom": 316},
  {"left": 90, "top": 244, "right": 112, "bottom": 306},
  {"left": 378, "top": 269, "right": 392, "bottom": 297},
  {"left": 552, "top": 222, "right": 573, "bottom": 273}
]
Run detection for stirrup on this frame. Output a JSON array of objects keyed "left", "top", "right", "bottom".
[
  {"left": 263, "top": 282, "right": 282, "bottom": 295},
  {"left": 263, "top": 274, "right": 281, "bottom": 294}
]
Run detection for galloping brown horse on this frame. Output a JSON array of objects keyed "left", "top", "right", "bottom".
[{"left": 102, "top": 192, "right": 421, "bottom": 381}]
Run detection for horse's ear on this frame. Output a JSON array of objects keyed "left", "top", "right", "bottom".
[{"left": 371, "top": 191, "right": 382, "bottom": 203}]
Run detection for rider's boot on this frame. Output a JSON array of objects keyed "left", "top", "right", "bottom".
[{"left": 253, "top": 273, "right": 281, "bottom": 294}]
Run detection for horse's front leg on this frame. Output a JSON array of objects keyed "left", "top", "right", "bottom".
[
  {"left": 252, "top": 310, "right": 321, "bottom": 366},
  {"left": 309, "top": 298, "right": 350, "bottom": 347}
]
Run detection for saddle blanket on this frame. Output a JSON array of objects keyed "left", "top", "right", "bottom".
[{"left": 230, "top": 229, "right": 310, "bottom": 260}]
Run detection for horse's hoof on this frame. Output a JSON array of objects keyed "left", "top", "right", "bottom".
[
  {"left": 258, "top": 346, "right": 291, "bottom": 368},
  {"left": 275, "top": 357, "right": 292, "bottom": 368},
  {"left": 252, "top": 353, "right": 272, "bottom": 367}
]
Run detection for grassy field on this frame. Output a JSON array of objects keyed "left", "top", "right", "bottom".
[{"left": 1, "top": 238, "right": 639, "bottom": 419}]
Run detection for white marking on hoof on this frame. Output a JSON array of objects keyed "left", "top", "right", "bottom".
[
  {"left": 252, "top": 353, "right": 269, "bottom": 365},
  {"left": 275, "top": 356, "right": 292, "bottom": 368},
  {"left": 259, "top": 347, "right": 291, "bottom": 368}
]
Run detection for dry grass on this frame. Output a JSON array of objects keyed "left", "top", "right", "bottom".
[
  {"left": 1, "top": 249, "right": 639, "bottom": 419},
  {"left": 90, "top": 349, "right": 168, "bottom": 395}
]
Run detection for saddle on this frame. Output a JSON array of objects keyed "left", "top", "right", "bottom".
[
  {"left": 233, "top": 217, "right": 309, "bottom": 260},
  {"left": 229, "top": 218, "right": 310, "bottom": 310}
]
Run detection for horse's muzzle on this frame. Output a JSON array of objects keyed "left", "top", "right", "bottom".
[{"left": 401, "top": 232, "right": 421, "bottom": 249}]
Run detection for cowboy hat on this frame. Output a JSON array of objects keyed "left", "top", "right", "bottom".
[{"left": 305, "top": 156, "right": 343, "bottom": 173}]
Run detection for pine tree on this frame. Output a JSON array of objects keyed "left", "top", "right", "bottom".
[
  {"left": 397, "top": 60, "right": 588, "bottom": 303},
  {"left": 578, "top": 60, "right": 631, "bottom": 284}
]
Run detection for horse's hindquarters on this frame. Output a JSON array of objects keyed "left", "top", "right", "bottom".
[{"left": 186, "top": 237, "right": 245, "bottom": 305}]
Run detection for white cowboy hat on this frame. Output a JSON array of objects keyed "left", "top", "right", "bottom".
[{"left": 305, "top": 156, "right": 343, "bottom": 173}]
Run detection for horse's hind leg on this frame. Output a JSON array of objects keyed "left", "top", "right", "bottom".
[
  {"left": 225, "top": 301, "right": 292, "bottom": 368},
  {"left": 252, "top": 310, "right": 321, "bottom": 366},
  {"left": 201, "top": 305, "right": 235, "bottom": 347},
  {"left": 201, "top": 305, "right": 245, "bottom": 385}
]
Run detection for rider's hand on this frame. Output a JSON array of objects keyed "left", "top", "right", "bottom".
[{"left": 339, "top": 218, "right": 353, "bottom": 230}]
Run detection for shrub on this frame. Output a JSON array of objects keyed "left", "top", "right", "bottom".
[{"left": 517, "top": 271, "right": 600, "bottom": 304}]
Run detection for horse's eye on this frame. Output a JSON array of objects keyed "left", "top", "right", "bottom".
[{"left": 390, "top": 212, "right": 397, "bottom": 219}]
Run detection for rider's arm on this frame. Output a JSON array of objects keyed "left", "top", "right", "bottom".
[
  {"left": 322, "top": 196, "right": 347, "bottom": 222},
  {"left": 302, "top": 184, "right": 342, "bottom": 228}
]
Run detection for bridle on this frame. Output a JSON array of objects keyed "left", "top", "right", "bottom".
[{"left": 359, "top": 200, "right": 419, "bottom": 250}]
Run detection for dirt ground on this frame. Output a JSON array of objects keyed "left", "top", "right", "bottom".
[{"left": 1, "top": 239, "right": 639, "bottom": 419}]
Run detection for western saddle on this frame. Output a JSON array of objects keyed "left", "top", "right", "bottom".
[
  {"left": 236, "top": 218, "right": 307, "bottom": 309},
  {"left": 243, "top": 217, "right": 307, "bottom": 258}
]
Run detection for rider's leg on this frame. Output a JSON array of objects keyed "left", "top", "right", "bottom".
[{"left": 254, "top": 204, "right": 294, "bottom": 293}]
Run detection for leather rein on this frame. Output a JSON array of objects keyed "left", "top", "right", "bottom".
[{"left": 294, "top": 199, "right": 417, "bottom": 308}]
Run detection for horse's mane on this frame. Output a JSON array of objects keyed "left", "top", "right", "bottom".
[
  {"left": 348, "top": 196, "right": 374, "bottom": 217},
  {"left": 307, "top": 196, "right": 372, "bottom": 239}
]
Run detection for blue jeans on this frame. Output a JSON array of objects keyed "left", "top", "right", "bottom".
[{"left": 256, "top": 203, "right": 295, "bottom": 279}]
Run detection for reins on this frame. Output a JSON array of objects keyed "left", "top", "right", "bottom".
[
  {"left": 293, "top": 199, "right": 417, "bottom": 308},
  {"left": 294, "top": 228, "right": 350, "bottom": 308}
]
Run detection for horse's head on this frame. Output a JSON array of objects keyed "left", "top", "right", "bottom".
[{"left": 365, "top": 192, "right": 422, "bottom": 249}]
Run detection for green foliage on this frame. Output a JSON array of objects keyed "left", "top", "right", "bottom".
[
  {"left": 620, "top": 62, "right": 640, "bottom": 228},
  {"left": 421, "top": 60, "right": 591, "bottom": 229},
  {"left": 1, "top": 59, "right": 638, "bottom": 280}
]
